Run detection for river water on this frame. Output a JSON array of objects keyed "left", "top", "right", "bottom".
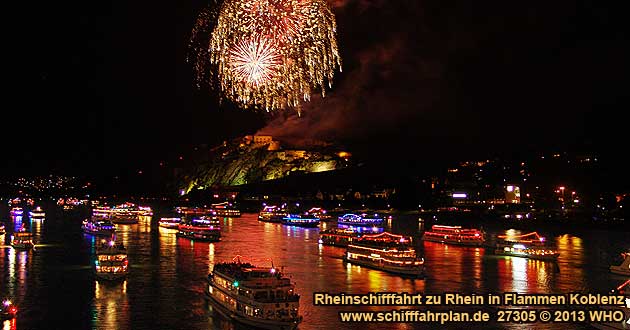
[{"left": 1, "top": 206, "right": 628, "bottom": 330}]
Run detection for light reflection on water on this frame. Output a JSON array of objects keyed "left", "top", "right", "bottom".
[
  {"left": 2, "top": 319, "right": 16, "bottom": 330},
  {"left": 0, "top": 210, "right": 627, "bottom": 330}
]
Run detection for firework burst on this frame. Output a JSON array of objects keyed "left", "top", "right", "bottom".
[
  {"left": 229, "top": 37, "right": 282, "bottom": 86},
  {"left": 190, "top": 0, "right": 342, "bottom": 112}
]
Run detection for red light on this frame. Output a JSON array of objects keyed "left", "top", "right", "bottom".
[{"left": 9, "top": 306, "right": 17, "bottom": 313}]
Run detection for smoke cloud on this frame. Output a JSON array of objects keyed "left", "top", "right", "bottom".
[{"left": 258, "top": 1, "right": 446, "bottom": 148}]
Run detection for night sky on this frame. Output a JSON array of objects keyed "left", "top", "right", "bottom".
[{"left": 4, "top": 0, "right": 627, "bottom": 177}]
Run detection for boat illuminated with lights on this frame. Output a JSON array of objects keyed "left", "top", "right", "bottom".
[
  {"left": 9, "top": 207, "right": 23, "bottom": 216},
  {"left": 422, "top": 225, "right": 485, "bottom": 246},
  {"left": 82, "top": 217, "right": 116, "bottom": 236},
  {"left": 177, "top": 216, "right": 221, "bottom": 241},
  {"left": 1, "top": 299, "right": 18, "bottom": 320},
  {"left": 92, "top": 203, "right": 151, "bottom": 223},
  {"left": 175, "top": 206, "right": 215, "bottom": 216},
  {"left": 281, "top": 214, "right": 320, "bottom": 228},
  {"left": 212, "top": 202, "right": 241, "bottom": 217},
  {"left": 337, "top": 213, "right": 384, "bottom": 226},
  {"left": 307, "top": 207, "right": 332, "bottom": 221},
  {"left": 610, "top": 251, "right": 630, "bottom": 276},
  {"left": 29, "top": 206, "right": 46, "bottom": 218},
  {"left": 258, "top": 205, "right": 287, "bottom": 223},
  {"left": 158, "top": 217, "right": 182, "bottom": 229},
  {"left": 344, "top": 232, "right": 424, "bottom": 277},
  {"left": 495, "top": 232, "right": 559, "bottom": 261},
  {"left": 95, "top": 240, "right": 129, "bottom": 281},
  {"left": 205, "top": 259, "right": 302, "bottom": 330},
  {"left": 319, "top": 226, "right": 384, "bottom": 246},
  {"left": 11, "top": 227, "right": 34, "bottom": 250},
  {"left": 319, "top": 228, "right": 359, "bottom": 246}
]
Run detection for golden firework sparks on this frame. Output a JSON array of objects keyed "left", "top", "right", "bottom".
[{"left": 190, "top": 0, "right": 342, "bottom": 112}]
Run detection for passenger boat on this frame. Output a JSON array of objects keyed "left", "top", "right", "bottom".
[
  {"left": 11, "top": 228, "right": 34, "bottom": 250},
  {"left": 281, "top": 214, "right": 320, "bottom": 228},
  {"left": 9, "top": 207, "right": 23, "bottom": 216},
  {"left": 205, "top": 259, "right": 302, "bottom": 330},
  {"left": 1, "top": 299, "right": 18, "bottom": 320},
  {"left": 337, "top": 213, "right": 384, "bottom": 227},
  {"left": 175, "top": 206, "right": 215, "bottom": 216},
  {"left": 95, "top": 240, "right": 129, "bottom": 281},
  {"left": 422, "top": 225, "right": 485, "bottom": 246},
  {"left": 137, "top": 206, "right": 153, "bottom": 216},
  {"left": 319, "top": 226, "right": 383, "bottom": 246},
  {"left": 344, "top": 232, "right": 424, "bottom": 277},
  {"left": 29, "top": 206, "right": 46, "bottom": 219},
  {"left": 212, "top": 202, "right": 241, "bottom": 217},
  {"left": 258, "top": 205, "right": 287, "bottom": 223},
  {"left": 82, "top": 217, "right": 116, "bottom": 236},
  {"left": 610, "top": 251, "right": 630, "bottom": 276},
  {"left": 158, "top": 217, "right": 182, "bottom": 229},
  {"left": 307, "top": 207, "right": 332, "bottom": 221},
  {"left": 92, "top": 203, "right": 149, "bottom": 224},
  {"left": 494, "top": 232, "right": 559, "bottom": 261},
  {"left": 177, "top": 216, "right": 221, "bottom": 241},
  {"left": 109, "top": 212, "right": 138, "bottom": 224},
  {"left": 319, "top": 228, "right": 360, "bottom": 246}
]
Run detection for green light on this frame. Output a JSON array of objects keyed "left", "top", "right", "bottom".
[{"left": 233, "top": 281, "right": 239, "bottom": 287}]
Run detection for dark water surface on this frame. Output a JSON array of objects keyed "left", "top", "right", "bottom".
[{"left": 1, "top": 207, "right": 628, "bottom": 330}]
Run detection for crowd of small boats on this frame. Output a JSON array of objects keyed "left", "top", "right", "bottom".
[
  {"left": 158, "top": 204, "right": 241, "bottom": 241},
  {"left": 2, "top": 202, "right": 627, "bottom": 328}
]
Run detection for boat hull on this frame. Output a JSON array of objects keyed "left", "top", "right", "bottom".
[
  {"left": 610, "top": 266, "right": 630, "bottom": 276},
  {"left": 11, "top": 243, "right": 34, "bottom": 250},
  {"left": 258, "top": 216, "right": 283, "bottom": 223},
  {"left": 205, "top": 286, "right": 300, "bottom": 330},
  {"left": 281, "top": 221, "right": 319, "bottom": 228},
  {"left": 319, "top": 238, "right": 351, "bottom": 247},
  {"left": 215, "top": 211, "right": 241, "bottom": 218},
  {"left": 83, "top": 228, "right": 116, "bottom": 236},
  {"left": 343, "top": 256, "right": 424, "bottom": 277},
  {"left": 610, "top": 256, "right": 630, "bottom": 276},
  {"left": 423, "top": 236, "right": 484, "bottom": 247},
  {"left": 337, "top": 221, "right": 384, "bottom": 227},
  {"left": 494, "top": 250, "right": 559, "bottom": 261},
  {"left": 158, "top": 223, "right": 180, "bottom": 229},
  {"left": 176, "top": 231, "right": 221, "bottom": 242}
]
